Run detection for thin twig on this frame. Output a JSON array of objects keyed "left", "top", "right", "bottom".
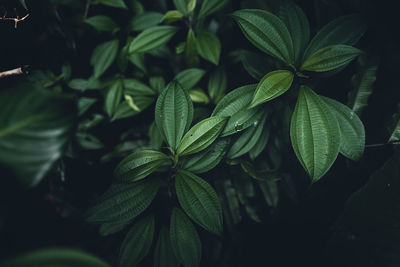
[
  {"left": 0, "top": 66, "right": 29, "bottom": 78},
  {"left": 365, "top": 141, "right": 400, "bottom": 148},
  {"left": 0, "top": 13, "right": 30, "bottom": 28},
  {"left": 84, "top": 2, "right": 90, "bottom": 18}
]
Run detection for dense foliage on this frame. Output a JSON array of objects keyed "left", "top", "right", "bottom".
[{"left": 1, "top": 0, "right": 400, "bottom": 266}]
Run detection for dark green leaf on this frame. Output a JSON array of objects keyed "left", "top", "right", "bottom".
[
  {"left": 249, "top": 124, "right": 270, "bottom": 160},
  {"left": 185, "top": 29, "right": 200, "bottom": 66},
  {"left": 212, "top": 84, "right": 256, "bottom": 117},
  {"left": 78, "top": 97, "right": 97, "bottom": 116},
  {"left": 174, "top": 68, "right": 206, "bottom": 90},
  {"left": 130, "top": 12, "right": 163, "bottom": 32},
  {"left": 173, "top": 0, "right": 190, "bottom": 13},
  {"left": 129, "top": 53, "right": 147, "bottom": 73},
  {"left": 19, "top": 0, "right": 27, "bottom": 9},
  {"left": 258, "top": 179, "right": 279, "bottom": 208},
  {"left": 119, "top": 215, "right": 155, "bottom": 267},
  {"left": 76, "top": 132, "right": 104, "bottom": 150},
  {"left": 0, "top": 87, "right": 75, "bottom": 186},
  {"left": 149, "top": 121, "right": 163, "bottom": 150},
  {"left": 170, "top": 208, "right": 201, "bottom": 267},
  {"left": 104, "top": 80, "right": 123, "bottom": 117},
  {"left": 149, "top": 76, "right": 166, "bottom": 93},
  {"left": 239, "top": 50, "right": 273, "bottom": 80},
  {"left": 208, "top": 67, "right": 227, "bottom": 104},
  {"left": 221, "top": 106, "right": 264, "bottom": 137},
  {"left": 85, "top": 16, "right": 119, "bottom": 32},
  {"left": 123, "top": 79, "right": 155, "bottom": 96},
  {"left": 95, "top": 0, "right": 127, "bottom": 9},
  {"left": 196, "top": 31, "right": 221, "bottom": 65},
  {"left": 154, "top": 226, "right": 180, "bottom": 267},
  {"left": 91, "top": 39, "right": 119, "bottom": 78},
  {"left": 112, "top": 96, "right": 154, "bottom": 121},
  {"left": 232, "top": 9, "right": 294, "bottom": 65},
  {"left": 198, "top": 0, "right": 229, "bottom": 19},
  {"left": 99, "top": 220, "right": 130, "bottom": 236},
  {"left": 129, "top": 26, "right": 179, "bottom": 53}
]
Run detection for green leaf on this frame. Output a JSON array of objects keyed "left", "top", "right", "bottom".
[
  {"left": 149, "top": 76, "right": 166, "bottom": 93},
  {"left": 232, "top": 9, "right": 294, "bottom": 65},
  {"left": 154, "top": 226, "right": 180, "bottom": 267},
  {"left": 208, "top": 67, "right": 227, "bottom": 104},
  {"left": 189, "top": 88, "right": 210, "bottom": 104},
  {"left": 174, "top": 68, "right": 206, "bottom": 90},
  {"left": 99, "top": 220, "right": 130, "bottom": 236},
  {"left": 114, "top": 150, "right": 170, "bottom": 182},
  {"left": 85, "top": 15, "right": 119, "bottom": 32},
  {"left": 226, "top": 111, "right": 268, "bottom": 159},
  {"left": 0, "top": 87, "right": 75, "bottom": 186},
  {"left": 196, "top": 31, "right": 221, "bottom": 65},
  {"left": 249, "top": 124, "right": 270, "bottom": 160},
  {"left": 173, "top": 0, "right": 190, "bottom": 13},
  {"left": 198, "top": 0, "right": 229, "bottom": 19},
  {"left": 187, "top": 0, "right": 196, "bottom": 13},
  {"left": 185, "top": 29, "right": 200, "bottom": 66},
  {"left": 119, "top": 216, "right": 155, "bottom": 267},
  {"left": 2, "top": 248, "right": 110, "bottom": 267},
  {"left": 277, "top": 0, "right": 310, "bottom": 65},
  {"left": 95, "top": 0, "right": 127, "bottom": 9},
  {"left": 175, "top": 170, "right": 223, "bottom": 234},
  {"left": 221, "top": 106, "right": 264, "bottom": 137},
  {"left": 162, "top": 10, "right": 185, "bottom": 24},
  {"left": 129, "top": 26, "right": 179, "bottom": 53},
  {"left": 123, "top": 79, "right": 155, "bottom": 96},
  {"left": 301, "top": 45, "right": 362, "bottom": 72},
  {"left": 347, "top": 55, "right": 380, "bottom": 116},
  {"left": 149, "top": 121, "right": 163, "bottom": 150},
  {"left": 389, "top": 112, "right": 400, "bottom": 143},
  {"left": 155, "top": 81, "right": 194, "bottom": 150},
  {"left": 91, "top": 39, "right": 119, "bottom": 78},
  {"left": 249, "top": 70, "right": 294, "bottom": 108},
  {"left": 303, "top": 14, "right": 367, "bottom": 61},
  {"left": 290, "top": 86, "right": 340, "bottom": 182},
  {"left": 76, "top": 132, "right": 104, "bottom": 150},
  {"left": 112, "top": 96, "right": 154, "bottom": 121},
  {"left": 321, "top": 96, "right": 365, "bottom": 161},
  {"left": 19, "top": 0, "right": 27, "bottom": 9},
  {"left": 239, "top": 50, "right": 273, "bottom": 80},
  {"left": 104, "top": 80, "right": 123, "bottom": 117},
  {"left": 181, "top": 137, "right": 230, "bottom": 173},
  {"left": 212, "top": 84, "right": 256, "bottom": 117},
  {"left": 170, "top": 208, "right": 201, "bottom": 267},
  {"left": 85, "top": 178, "right": 160, "bottom": 224},
  {"left": 130, "top": 12, "right": 163, "bottom": 32},
  {"left": 128, "top": 53, "right": 147, "bottom": 73},
  {"left": 258, "top": 179, "right": 279, "bottom": 208},
  {"left": 177, "top": 116, "right": 228, "bottom": 156},
  {"left": 78, "top": 97, "right": 97, "bottom": 116}
]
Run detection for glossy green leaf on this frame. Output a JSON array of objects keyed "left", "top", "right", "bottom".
[
  {"left": 119, "top": 215, "right": 155, "bottom": 267},
  {"left": 208, "top": 67, "right": 227, "bottom": 104},
  {"left": 198, "top": 0, "right": 229, "bottom": 19},
  {"left": 175, "top": 170, "right": 223, "bottom": 234},
  {"left": 239, "top": 50, "right": 273, "bottom": 80},
  {"left": 249, "top": 70, "right": 294, "bottom": 108},
  {"left": 290, "top": 86, "right": 340, "bottom": 182},
  {"left": 91, "top": 39, "right": 119, "bottom": 78},
  {"left": 232, "top": 9, "right": 294, "bottom": 65},
  {"left": 2, "top": 248, "right": 110, "bottom": 267},
  {"left": 123, "top": 79, "right": 155, "bottom": 96},
  {"left": 185, "top": 29, "right": 200, "bottom": 66},
  {"left": 129, "top": 26, "right": 179, "bottom": 53},
  {"left": 347, "top": 55, "right": 380, "bottom": 116},
  {"left": 177, "top": 116, "right": 228, "bottom": 156},
  {"left": 162, "top": 10, "right": 185, "bottom": 24},
  {"left": 0, "top": 87, "right": 75, "bottom": 186},
  {"left": 196, "top": 31, "right": 221, "bottom": 65},
  {"left": 114, "top": 150, "right": 170, "bottom": 182},
  {"left": 181, "top": 138, "right": 230, "bottom": 173},
  {"left": 170, "top": 208, "right": 201, "bottom": 267},
  {"left": 96, "top": 0, "right": 127, "bottom": 9},
  {"left": 85, "top": 15, "right": 119, "bottom": 32},
  {"left": 85, "top": 178, "right": 160, "bottom": 224},
  {"left": 249, "top": 124, "right": 270, "bottom": 160},
  {"left": 322, "top": 96, "right": 365, "bottom": 161},
  {"left": 130, "top": 12, "right": 163, "bottom": 32},
  {"left": 221, "top": 106, "right": 264, "bottom": 137},
  {"left": 189, "top": 88, "right": 209, "bottom": 104},
  {"left": 154, "top": 226, "right": 180, "bottom": 267},
  {"left": 212, "top": 84, "right": 256, "bottom": 117},
  {"left": 301, "top": 45, "right": 362, "bottom": 72},
  {"left": 174, "top": 68, "right": 206, "bottom": 90},
  {"left": 155, "top": 81, "right": 194, "bottom": 150},
  {"left": 104, "top": 80, "right": 123, "bottom": 117},
  {"left": 226, "top": 111, "right": 267, "bottom": 159},
  {"left": 303, "top": 14, "right": 367, "bottom": 61}
]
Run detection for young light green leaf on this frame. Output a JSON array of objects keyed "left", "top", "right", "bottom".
[
  {"left": 162, "top": 10, "right": 185, "bottom": 24},
  {"left": 0, "top": 87, "right": 75, "bottom": 186},
  {"left": 212, "top": 84, "right": 256, "bottom": 117},
  {"left": 129, "top": 26, "right": 179, "bottom": 53},
  {"left": 189, "top": 88, "right": 210, "bottom": 104},
  {"left": 290, "top": 86, "right": 340, "bottom": 182},
  {"left": 174, "top": 68, "right": 206, "bottom": 90},
  {"left": 196, "top": 31, "right": 221, "bottom": 65},
  {"left": 277, "top": 0, "right": 310, "bottom": 65},
  {"left": 114, "top": 150, "right": 170, "bottom": 182},
  {"left": 154, "top": 226, "right": 180, "bottom": 267},
  {"left": 347, "top": 55, "right": 380, "bottom": 116},
  {"left": 119, "top": 215, "right": 155, "bottom": 267},
  {"left": 155, "top": 81, "right": 194, "bottom": 150},
  {"left": 96, "top": 0, "right": 127, "bottom": 9},
  {"left": 104, "top": 80, "right": 123, "bottom": 117},
  {"left": 303, "top": 14, "right": 367, "bottom": 61},
  {"left": 170, "top": 208, "right": 202, "bottom": 267},
  {"left": 181, "top": 137, "right": 230, "bottom": 173},
  {"left": 249, "top": 70, "right": 294, "bottom": 108},
  {"left": 85, "top": 178, "right": 160, "bottom": 224},
  {"left": 226, "top": 112, "right": 267, "bottom": 159},
  {"left": 301, "top": 45, "right": 362, "bottom": 72},
  {"left": 187, "top": 0, "right": 196, "bottom": 13},
  {"left": 322, "top": 96, "right": 365, "bottom": 161},
  {"left": 85, "top": 15, "right": 119, "bottom": 32},
  {"left": 208, "top": 67, "right": 227, "bottom": 104},
  {"left": 221, "top": 106, "right": 264, "bottom": 137},
  {"left": 91, "top": 39, "right": 119, "bottom": 78},
  {"left": 175, "top": 170, "right": 223, "bottom": 234},
  {"left": 185, "top": 29, "right": 200, "bottom": 66},
  {"left": 130, "top": 12, "right": 163, "bottom": 32},
  {"left": 2, "top": 248, "right": 110, "bottom": 267},
  {"left": 232, "top": 9, "right": 294, "bottom": 65},
  {"left": 123, "top": 79, "right": 155, "bottom": 96},
  {"left": 198, "top": 0, "right": 229, "bottom": 19},
  {"left": 177, "top": 116, "right": 228, "bottom": 156}
]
